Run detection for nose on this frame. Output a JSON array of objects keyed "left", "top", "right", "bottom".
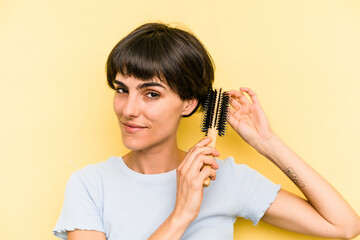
[{"left": 122, "top": 94, "right": 141, "bottom": 118}]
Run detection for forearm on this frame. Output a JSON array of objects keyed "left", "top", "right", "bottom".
[
  {"left": 258, "top": 134, "right": 360, "bottom": 235},
  {"left": 148, "top": 138, "right": 219, "bottom": 239},
  {"left": 148, "top": 211, "right": 191, "bottom": 240}
]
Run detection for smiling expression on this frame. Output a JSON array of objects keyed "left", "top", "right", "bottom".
[{"left": 113, "top": 73, "right": 197, "bottom": 152}]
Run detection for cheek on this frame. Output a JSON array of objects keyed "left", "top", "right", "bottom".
[
  {"left": 146, "top": 103, "right": 183, "bottom": 128},
  {"left": 113, "top": 96, "right": 124, "bottom": 116}
]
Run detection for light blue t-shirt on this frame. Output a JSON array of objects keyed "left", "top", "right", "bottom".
[{"left": 53, "top": 156, "right": 280, "bottom": 239}]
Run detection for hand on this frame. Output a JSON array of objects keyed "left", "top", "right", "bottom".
[
  {"left": 174, "top": 137, "right": 220, "bottom": 223},
  {"left": 227, "top": 87, "right": 275, "bottom": 150}
]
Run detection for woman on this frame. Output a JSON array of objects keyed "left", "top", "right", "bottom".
[{"left": 53, "top": 23, "right": 360, "bottom": 240}]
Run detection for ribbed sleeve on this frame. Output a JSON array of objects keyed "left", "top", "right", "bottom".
[
  {"left": 231, "top": 160, "right": 281, "bottom": 225},
  {"left": 52, "top": 170, "right": 105, "bottom": 239}
]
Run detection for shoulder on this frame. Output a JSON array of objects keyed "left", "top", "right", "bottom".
[
  {"left": 215, "top": 156, "right": 278, "bottom": 186},
  {"left": 215, "top": 156, "right": 254, "bottom": 175},
  {"left": 75, "top": 156, "right": 119, "bottom": 176},
  {"left": 67, "top": 156, "right": 120, "bottom": 190}
]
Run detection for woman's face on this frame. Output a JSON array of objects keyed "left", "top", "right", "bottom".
[{"left": 113, "top": 73, "right": 197, "bottom": 151}]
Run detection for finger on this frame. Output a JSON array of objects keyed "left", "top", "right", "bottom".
[
  {"left": 227, "top": 109, "right": 238, "bottom": 129},
  {"left": 188, "top": 142, "right": 219, "bottom": 168},
  {"left": 199, "top": 166, "right": 214, "bottom": 187},
  {"left": 228, "top": 108, "right": 236, "bottom": 116},
  {"left": 178, "top": 137, "right": 212, "bottom": 169},
  {"left": 197, "top": 166, "right": 217, "bottom": 183},
  {"left": 189, "top": 154, "right": 218, "bottom": 174},
  {"left": 239, "top": 87, "right": 260, "bottom": 105},
  {"left": 179, "top": 146, "right": 220, "bottom": 174},
  {"left": 229, "top": 96, "right": 242, "bottom": 110},
  {"left": 187, "top": 155, "right": 218, "bottom": 186},
  {"left": 227, "top": 90, "right": 250, "bottom": 105},
  {"left": 194, "top": 136, "right": 212, "bottom": 147},
  {"left": 201, "top": 165, "right": 216, "bottom": 183},
  {"left": 227, "top": 90, "right": 244, "bottom": 100},
  {"left": 201, "top": 156, "right": 219, "bottom": 170}
]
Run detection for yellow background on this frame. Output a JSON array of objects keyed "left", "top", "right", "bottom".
[{"left": 1, "top": 0, "right": 359, "bottom": 239}]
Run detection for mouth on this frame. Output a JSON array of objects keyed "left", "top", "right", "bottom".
[{"left": 121, "top": 121, "right": 148, "bottom": 133}]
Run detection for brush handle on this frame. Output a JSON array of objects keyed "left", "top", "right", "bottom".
[{"left": 202, "top": 128, "right": 218, "bottom": 187}]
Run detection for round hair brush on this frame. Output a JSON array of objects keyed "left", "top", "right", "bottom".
[{"left": 201, "top": 88, "right": 230, "bottom": 187}]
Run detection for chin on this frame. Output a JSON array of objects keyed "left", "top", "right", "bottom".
[
  {"left": 121, "top": 132, "right": 172, "bottom": 152},
  {"left": 121, "top": 134, "right": 158, "bottom": 151},
  {"left": 122, "top": 137, "right": 146, "bottom": 151}
]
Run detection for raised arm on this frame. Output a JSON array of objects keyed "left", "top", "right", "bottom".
[
  {"left": 67, "top": 230, "right": 106, "bottom": 240},
  {"left": 227, "top": 87, "right": 360, "bottom": 239}
]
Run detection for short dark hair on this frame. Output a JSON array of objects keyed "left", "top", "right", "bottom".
[{"left": 106, "top": 23, "right": 214, "bottom": 117}]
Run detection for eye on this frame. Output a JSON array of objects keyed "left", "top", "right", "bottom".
[
  {"left": 115, "top": 87, "right": 128, "bottom": 94},
  {"left": 146, "top": 91, "right": 160, "bottom": 99}
]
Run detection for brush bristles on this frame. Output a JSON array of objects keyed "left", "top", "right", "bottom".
[
  {"left": 217, "top": 92, "right": 230, "bottom": 136},
  {"left": 201, "top": 89, "right": 216, "bottom": 135},
  {"left": 201, "top": 88, "right": 229, "bottom": 136}
]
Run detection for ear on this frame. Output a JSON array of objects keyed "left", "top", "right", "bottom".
[{"left": 181, "top": 98, "right": 198, "bottom": 116}]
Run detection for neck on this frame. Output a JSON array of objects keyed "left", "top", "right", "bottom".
[{"left": 123, "top": 139, "right": 186, "bottom": 174}]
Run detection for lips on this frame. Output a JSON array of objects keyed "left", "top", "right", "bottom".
[{"left": 121, "top": 121, "right": 147, "bottom": 133}]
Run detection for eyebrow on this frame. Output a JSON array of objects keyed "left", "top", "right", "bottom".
[{"left": 113, "top": 80, "right": 166, "bottom": 90}]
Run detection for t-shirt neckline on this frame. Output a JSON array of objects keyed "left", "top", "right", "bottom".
[{"left": 117, "top": 156, "right": 177, "bottom": 184}]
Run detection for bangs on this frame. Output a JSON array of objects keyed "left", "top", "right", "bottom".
[{"left": 107, "top": 29, "right": 178, "bottom": 91}]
